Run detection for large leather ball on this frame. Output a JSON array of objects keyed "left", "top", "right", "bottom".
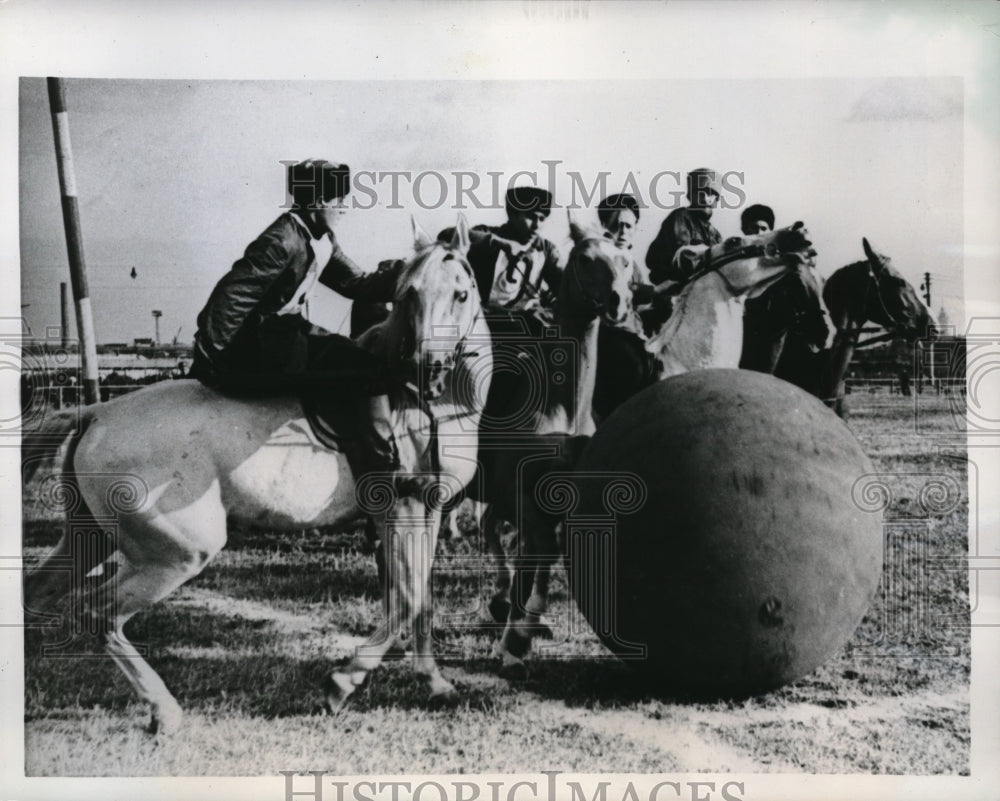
[{"left": 567, "top": 369, "right": 882, "bottom": 698}]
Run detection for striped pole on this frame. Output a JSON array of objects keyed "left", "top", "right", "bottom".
[
  {"left": 48, "top": 77, "right": 99, "bottom": 405},
  {"left": 59, "top": 282, "right": 69, "bottom": 349}
]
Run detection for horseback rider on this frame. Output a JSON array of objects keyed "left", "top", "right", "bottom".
[
  {"left": 594, "top": 193, "right": 661, "bottom": 416},
  {"left": 446, "top": 186, "right": 564, "bottom": 314},
  {"left": 190, "top": 159, "right": 402, "bottom": 474},
  {"left": 597, "top": 192, "right": 651, "bottom": 337},
  {"left": 741, "top": 203, "right": 775, "bottom": 235},
  {"left": 645, "top": 167, "right": 725, "bottom": 286}
]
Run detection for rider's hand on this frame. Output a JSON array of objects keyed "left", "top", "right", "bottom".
[
  {"left": 494, "top": 235, "right": 531, "bottom": 258},
  {"left": 774, "top": 222, "right": 811, "bottom": 254}
]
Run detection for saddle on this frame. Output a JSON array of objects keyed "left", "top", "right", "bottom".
[{"left": 299, "top": 384, "right": 441, "bottom": 474}]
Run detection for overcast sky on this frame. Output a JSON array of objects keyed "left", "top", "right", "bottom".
[{"left": 19, "top": 75, "right": 966, "bottom": 344}]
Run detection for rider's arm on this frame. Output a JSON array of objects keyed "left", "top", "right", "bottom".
[
  {"left": 438, "top": 224, "right": 494, "bottom": 249},
  {"left": 646, "top": 211, "right": 692, "bottom": 285},
  {"left": 319, "top": 241, "right": 400, "bottom": 302}
]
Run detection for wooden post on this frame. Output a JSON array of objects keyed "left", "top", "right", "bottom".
[
  {"left": 59, "top": 282, "right": 69, "bottom": 349},
  {"left": 48, "top": 78, "right": 99, "bottom": 405}
]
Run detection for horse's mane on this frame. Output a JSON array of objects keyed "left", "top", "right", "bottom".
[{"left": 393, "top": 242, "right": 475, "bottom": 302}]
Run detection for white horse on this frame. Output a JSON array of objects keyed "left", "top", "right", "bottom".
[
  {"left": 22, "top": 216, "right": 491, "bottom": 733},
  {"left": 646, "top": 223, "right": 816, "bottom": 377},
  {"left": 487, "top": 222, "right": 815, "bottom": 671}
]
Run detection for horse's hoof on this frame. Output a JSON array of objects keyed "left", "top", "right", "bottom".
[
  {"left": 493, "top": 641, "right": 529, "bottom": 681},
  {"left": 498, "top": 659, "right": 528, "bottom": 682},
  {"left": 148, "top": 699, "right": 183, "bottom": 736},
  {"left": 488, "top": 595, "right": 511, "bottom": 624},
  {"left": 428, "top": 686, "right": 461, "bottom": 709},
  {"left": 321, "top": 672, "right": 357, "bottom": 714}
]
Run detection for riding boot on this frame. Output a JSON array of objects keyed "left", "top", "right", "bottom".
[{"left": 363, "top": 393, "right": 400, "bottom": 474}]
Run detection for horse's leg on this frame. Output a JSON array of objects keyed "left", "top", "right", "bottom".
[
  {"left": 97, "top": 500, "right": 228, "bottom": 734},
  {"left": 496, "top": 502, "right": 554, "bottom": 678},
  {"left": 467, "top": 499, "right": 485, "bottom": 536},
  {"left": 481, "top": 504, "right": 512, "bottom": 624},
  {"left": 23, "top": 531, "right": 74, "bottom": 621},
  {"left": 326, "top": 496, "right": 452, "bottom": 709},
  {"left": 410, "top": 505, "right": 457, "bottom": 703},
  {"left": 436, "top": 492, "right": 464, "bottom": 541}
]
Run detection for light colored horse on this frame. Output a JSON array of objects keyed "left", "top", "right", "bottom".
[
  {"left": 645, "top": 223, "right": 816, "bottom": 378},
  {"left": 487, "top": 222, "right": 815, "bottom": 672},
  {"left": 22, "top": 216, "right": 491, "bottom": 732}
]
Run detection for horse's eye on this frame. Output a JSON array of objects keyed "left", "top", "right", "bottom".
[{"left": 455, "top": 289, "right": 469, "bottom": 303}]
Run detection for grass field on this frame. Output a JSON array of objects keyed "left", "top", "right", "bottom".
[{"left": 21, "top": 390, "right": 971, "bottom": 776}]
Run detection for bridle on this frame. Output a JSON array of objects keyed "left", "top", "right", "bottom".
[
  {"left": 563, "top": 239, "right": 630, "bottom": 323},
  {"left": 841, "top": 262, "right": 912, "bottom": 351},
  {"left": 670, "top": 236, "right": 799, "bottom": 298}
]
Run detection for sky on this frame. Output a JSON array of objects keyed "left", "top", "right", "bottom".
[{"left": 19, "top": 75, "right": 967, "bottom": 344}]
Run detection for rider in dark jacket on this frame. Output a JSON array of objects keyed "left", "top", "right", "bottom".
[
  {"left": 191, "top": 159, "right": 402, "bottom": 473},
  {"left": 645, "top": 168, "right": 724, "bottom": 285}
]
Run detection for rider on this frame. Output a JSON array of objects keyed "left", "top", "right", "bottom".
[
  {"left": 597, "top": 192, "right": 649, "bottom": 337},
  {"left": 740, "top": 203, "right": 775, "bottom": 235},
  {"left": 190, "top": 159, "right": 402, "bottom": 474},
  {"left": 645, "top": 167, "right": 724, "bottom": 285},
  {"left": 461, "top": 186, "right": 564, "bottom": 314}
]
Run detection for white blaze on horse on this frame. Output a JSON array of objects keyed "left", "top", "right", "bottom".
[
  {"left": 485, "top": 222, "right": 816, "bottom": 672},
  {"left": 22, "top": 215, "right": 490, "bottom": 733}
]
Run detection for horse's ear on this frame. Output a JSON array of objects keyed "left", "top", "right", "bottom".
[
  {"left": 412, "top": 216, "right": 435, "bottom": 250},
  {"left": 449, "top": 213, "right": 471, "bottom": 255},
  {"left": 862, "top": 237, "right": 886, "bottom": 271},
  {"left": 567, "top": 208, "right": 588, "bottom": 244}
]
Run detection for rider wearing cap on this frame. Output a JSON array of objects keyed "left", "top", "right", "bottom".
[
  {"left": 441, "top": 186, "right": 563, "bottom": 313},
  {"left": 741, "top": 203, "right": 775, "bottom": 235},
  {"left": 191, "top": 159, "right": 402, "bottom": 474},
  {"left": 645, "top": 167, "right": 724, "bottom": 286}
]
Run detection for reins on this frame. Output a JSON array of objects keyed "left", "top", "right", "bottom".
[{"left": 841, "top": 264, "right": 909, "bottom": 351}]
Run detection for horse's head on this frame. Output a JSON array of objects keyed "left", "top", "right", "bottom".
[
  {"left": 757, "top": 252, "right": 834, "bottom": 352},
  {"left": 699, "top": 222, "right": 816, "bottom": 299},
  {"left": 387, "top": 215, "right": 481, "bottom": 400},
  {"left": 559, "top": 212, "right": 632, "bottom": 327},
  {"left": 857, "top": 237, "right": 936, "bottom": 342}
]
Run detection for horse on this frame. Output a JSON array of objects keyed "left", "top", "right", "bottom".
[
  {"left": 763, "top": 237, "right": 935, "bottom": 416},
  {"left": 484, "top": 222, "right": 815, "bottom": 672},
  {"left": 475, "top": 215, "right": 634, "bottom": 672},
  {"left": 21, "top": 215, "right": 491, "bottom": 733},
  {"left": 642, "top": 224, "right": 815, "bottom": 378},
  {"left": 739, "top": 254, "right": 832, "bottom": 374}
]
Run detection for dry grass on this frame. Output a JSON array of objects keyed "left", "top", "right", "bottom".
[{"left": 22, "top": 390, "right": 971, "bottom": 776}]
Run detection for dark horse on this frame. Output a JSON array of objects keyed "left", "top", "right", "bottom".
[
  {"left": 739, "top": 256, "right": 832, "bottom": 376},
  {"left": 745, "top": 237, "right": 934, "bottom": 416}
]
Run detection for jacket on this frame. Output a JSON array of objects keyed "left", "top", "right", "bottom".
[
  {"left": 192, "top": 213, "right": 398, "bottom": 381},
  {"left": 465, "top": 223, "right": 564, "bottom": 310},
  {"left": 645, "top": 207, "right": 722, "bottom": 285}
]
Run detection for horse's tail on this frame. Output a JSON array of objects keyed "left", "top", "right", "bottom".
[
  {"left": 21, "top": 406, "right": 94, "bottom": 484},
  {"left": 23, "top": 406, "right": 106, "bottom": 617}
]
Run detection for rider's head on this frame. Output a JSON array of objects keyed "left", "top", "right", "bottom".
[
  {"left": 686, "top": 168, "right": 721, "bottom": 219},
  {"left": 288, "top": 159, "right": 351, "bottom": 234},
  {"left": 504, "top": 186, "right": 553, "bottom": 244},
  {"left": 598, "top": 193, "right": 640, "bottom": 250},
  {"left": 740, "top": 203, "right": 775, "bottom": 236}
]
